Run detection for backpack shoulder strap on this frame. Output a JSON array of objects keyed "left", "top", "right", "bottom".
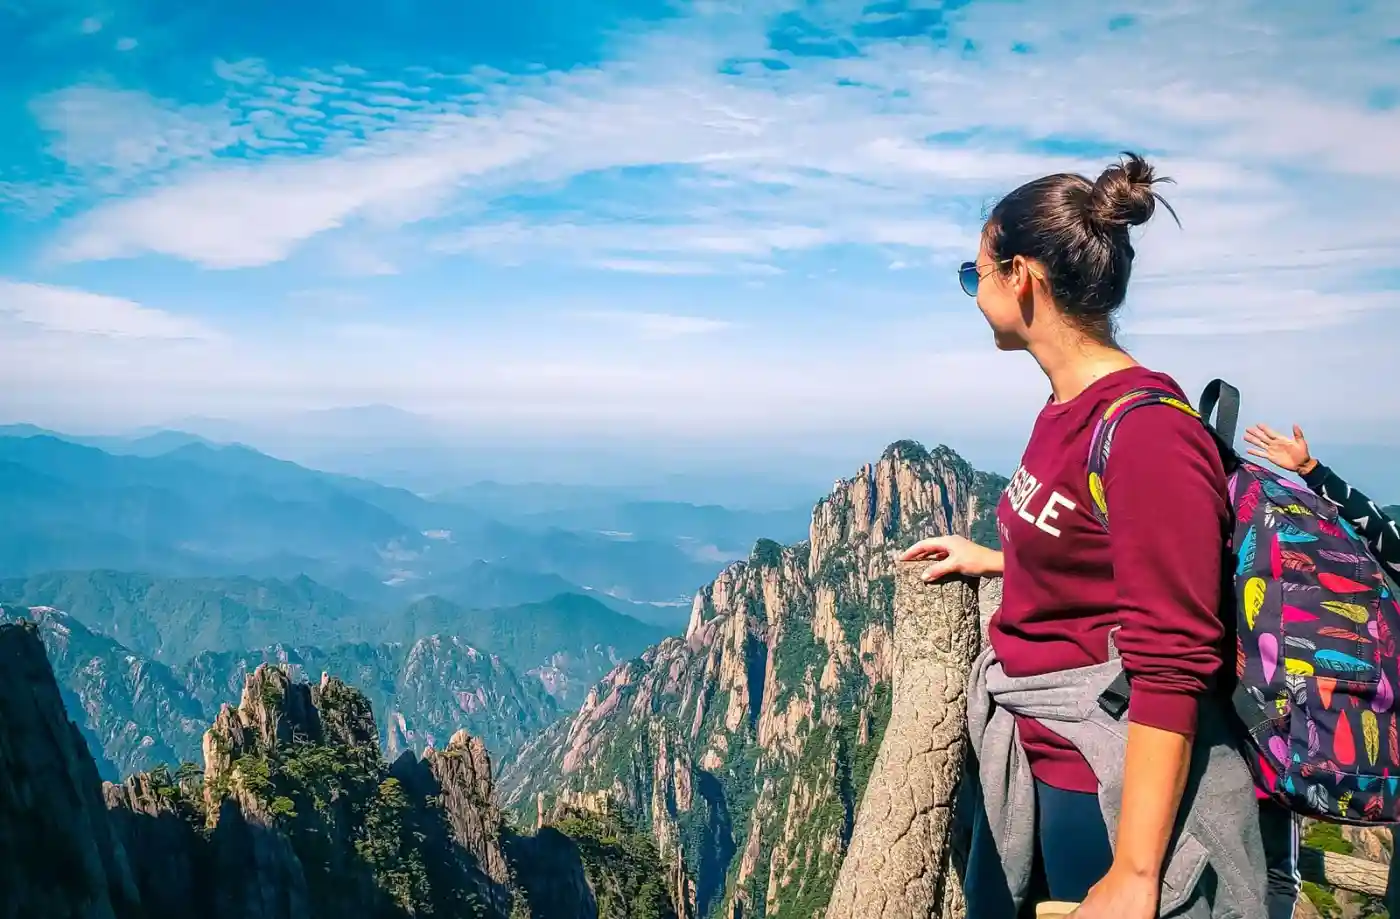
[
  {"left": 1087, "top": 387, "right": 1203, "bottom": 531},
  {"left": 1198, "top": 378, "right": 1240, "bottom": 445}
]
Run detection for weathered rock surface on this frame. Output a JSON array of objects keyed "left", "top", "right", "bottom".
[
  {"left": 103, "top": 773, "right": 208, "bottom": 919},
  {"left": 391, "top": 730, "right": 515, "bottom": 915},
  {"left": 0, "top": 622, "right": 142, "bottom": 919},
  {"left": 824, "top": 566, "right": 983, "bottom": 919}
]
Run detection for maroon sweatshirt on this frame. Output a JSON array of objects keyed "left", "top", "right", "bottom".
[{"left": 990, "top": 366, "right": 1230, "bottom": 793}]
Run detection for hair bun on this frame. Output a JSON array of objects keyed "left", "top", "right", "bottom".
[{"left": 1085, "top": 152, "right": 1176, "bottom": 231}]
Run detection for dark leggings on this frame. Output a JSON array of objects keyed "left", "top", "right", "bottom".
[
  {"left": 965, "top": 780, "right": 1115, "bottom": 918},
  {"left": 1258, "top": 799, "right": 1300, "bottom": 919}
]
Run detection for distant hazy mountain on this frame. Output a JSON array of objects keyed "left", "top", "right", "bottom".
[
  {"left": 439, "top": 489, "right": 811, "bottom": 555},
  {"left": 0, "top": 432, "right": 734, "bottom": 603},
  {"left": 0, "top": 423, "right": 217, "bottom": 457},
  {"left": 0, "top": 434, "right": 423, "bottom": 576},
  {"left": 74, "top": 408, "right": 836, "bottom": 506},
  {"left": 0, "top": 570, "right": 371, "bottom": 662}
]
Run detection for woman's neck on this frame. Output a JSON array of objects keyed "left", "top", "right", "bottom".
[{"left": 1030, "top": 332, "right": 1138, "bottom": 404}]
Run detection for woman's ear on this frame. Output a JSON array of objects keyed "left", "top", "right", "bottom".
[{"left": 1010, "top": 255, "right": 1037, "bottom": 300}]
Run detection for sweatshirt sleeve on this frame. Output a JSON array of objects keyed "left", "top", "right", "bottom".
[
  {"left": 1103, "top": 406, "right": 1230, "bottom": 737},
  {"left": 1302, "top": 462, "right": 1400, "bottom": 580}
]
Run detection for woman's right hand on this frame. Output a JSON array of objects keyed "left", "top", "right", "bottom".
[{"left": 899, "top": 535, "right": 1003, "bottom": 582}]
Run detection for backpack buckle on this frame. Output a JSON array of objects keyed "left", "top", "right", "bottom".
[{"left": 1097, "top": 672, "right": 1132, "bottom": 720}]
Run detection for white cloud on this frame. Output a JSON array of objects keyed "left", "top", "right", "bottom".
[
  {"left": 588, "top": 258, "right": 720, "bottom": 275},
  {"left": 0, "top": 280, "right": 216, "bottom": 339},
  {"left": 1124, "top": 283, "right": 1400, "bottom": 336},
  {"left": 27, "top": 0, "right": 1399, "bottom": 298},
  {"left": 569, "top": 309, "right": 735, "bottom": 338},
  {"left": 30, "top": 86, "right": 244, "bottom": 190}
]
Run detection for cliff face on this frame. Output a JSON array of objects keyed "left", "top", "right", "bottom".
[
  {"left": 389, "top": 731, "right": 515, "bottom": 915},
  {"left": 0, "top": 621, "right": 143, "bottom": 919},
  {"left": 0, "top": 604, "right": 208, "bottom": 778},
  {"left": 500, "top": 442, "right": 1006, "bottom": 919}
]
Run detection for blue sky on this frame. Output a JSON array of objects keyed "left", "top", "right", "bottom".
[{"left": 1, "top": 0, "right": 1398, "bottom": 474}]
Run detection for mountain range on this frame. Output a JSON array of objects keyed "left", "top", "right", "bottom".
[
  {"left": 0, "top": 428, "right": 813, "bottom": 623},
  {"left": 0, "top": 570, "right": 664, "bottom": 676},
  {"left": 28, "top": 431, "right": 1379, "bottom": 918},
  {"left": 2, "top": 435, "right": 1002, "bottom": 919},
  {"left": 0, "top": 622, "right": 679, "bottom": 918}
]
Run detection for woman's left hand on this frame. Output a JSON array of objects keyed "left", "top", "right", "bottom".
[{"left": 1069, "top": 866, "right": 1159, "bottom": 919}]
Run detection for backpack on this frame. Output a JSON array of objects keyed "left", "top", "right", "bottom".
[{"left": 1088, "top": 378, "right": 1400, "bottom": 825}]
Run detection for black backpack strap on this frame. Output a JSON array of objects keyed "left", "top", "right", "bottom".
[{"left": 1198, "top": 379, "right": 1241, "bottom": 445}]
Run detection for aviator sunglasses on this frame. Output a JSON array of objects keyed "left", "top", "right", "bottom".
[
  {"left": 957, "top": 258, "right": 1011, "bottom": 298},
  {"left": 958, "top": 258, "right": 1040, "bottom": 297}
]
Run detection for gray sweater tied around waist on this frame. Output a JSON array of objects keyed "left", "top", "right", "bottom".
[{"left": 965, "top": 634, "right": 1268, "bottom": 919}]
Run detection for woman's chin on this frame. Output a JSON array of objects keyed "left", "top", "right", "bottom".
[{"left": 992, "top": 330, "right": 1027, "bottom": 352}]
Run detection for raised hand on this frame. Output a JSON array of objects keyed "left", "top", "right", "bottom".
[{"left": 1243, "top": 423, "right": 1316, "bottom": 475}]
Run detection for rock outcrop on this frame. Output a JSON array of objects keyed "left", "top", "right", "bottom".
[
  {"left": 824, "top": 566, "right": 986, "bottom": 919},
  {"left": 501, "top": 441, "right": 1007, "bottom": 918},
  {"left": 390, "top": 730, "right": 515, "bottom": 915},
  {"left": 103, "top": 771, "right": 209, "bottom": 919}
]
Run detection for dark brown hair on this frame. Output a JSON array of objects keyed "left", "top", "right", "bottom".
[{"left": 983, "top": 151, "right": 1178, "bottom": 342}]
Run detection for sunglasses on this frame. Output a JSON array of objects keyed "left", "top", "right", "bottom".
[
  {"left": 957, "top": 258, "right": 1039, "bottom": 297},
  {"left": 957, "top": 259, "right": 1010, "bottom": 297}
]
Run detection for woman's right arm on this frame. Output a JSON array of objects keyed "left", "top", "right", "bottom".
[{"left": 899, "top": 534, "right": 1004, "bottom": 581}]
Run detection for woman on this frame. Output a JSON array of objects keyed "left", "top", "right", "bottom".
[
  {"left": 902, "top": 153, "right": 1267, "bottom": 918},
  {"left": 1242, "top": 421, "right": 1400, "bottom": 919}
]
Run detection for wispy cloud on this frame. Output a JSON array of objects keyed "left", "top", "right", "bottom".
[
  {"left": 0, "top": 280, "right": 216, "bottom": 339},
  {"left": 569, "top": 309, "right": 735, "bottom": 338},
  {"left": 1125, "top": 284, "right": 1400, "bottom": 336},
  {"left": 22, "top": 0, "right": 1400, "bottom": 297},
  {"left": 30, "top": 85, "right": 245, "bottom": 192},
  {"left": 588, "top": 258, "right": 720, "bottom": 275}
]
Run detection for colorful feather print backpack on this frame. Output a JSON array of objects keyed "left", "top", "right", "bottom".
[{"left": 1089, "top": 378, "right": 1400, "bottom": 825}]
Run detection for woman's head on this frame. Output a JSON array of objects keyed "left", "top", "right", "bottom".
[{"left": 966, "top": 151, "right": 1177, "bottom": 350}]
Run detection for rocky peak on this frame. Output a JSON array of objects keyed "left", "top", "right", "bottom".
[
  {"left": 501, "top": 440, "right": 1003, "bottom": 919},
  {"left": 390, "top": 729, "right": 514, "bottom": 913},
  {"left": 311, "top": 670, "right": 379, "bottom": 751}
]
